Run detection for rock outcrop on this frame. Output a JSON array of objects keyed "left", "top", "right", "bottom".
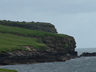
[
  {"left": 0, "top": 20, "right": 77, "bottom": 65},
  {"left": 0, "top": 51, "right": 77, "bottom": 65},
  {"left": 0, "top": 35, "right": 77, "bottom": 65},
  {"left": 80, "top": 52, "right": 96, "bottom": 57}
]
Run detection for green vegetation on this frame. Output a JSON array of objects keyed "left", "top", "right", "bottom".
[
  {"left": 0, "top": 68, "right": 17, "bottom": 72},
  {"left": 0, "top": 33, "right": 48, "bottom": 52},
  {"left": 0, "top": 25, "right": 68, "bottom": 38},
  {"left": 0, "top": 20, "right": 57, "bottom": 33},
  {"left": 0, "top": 20, "right": 76, "bottom": 65},
  {"left": 0, "top": 23, "right": 70, "bottom": 53}
]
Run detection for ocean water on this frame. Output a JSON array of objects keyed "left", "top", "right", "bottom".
[
  {"left": 0, "top": 48, "right": 96, "bottom": 72},
  {"left": 75, "top": 48, "right": 96, "bottom": 55}
]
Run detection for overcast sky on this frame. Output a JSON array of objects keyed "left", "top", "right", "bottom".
[{"left": 0, "top": 0, "right": 96, "bottom": 48}]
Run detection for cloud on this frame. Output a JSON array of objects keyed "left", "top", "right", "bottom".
[{"left": 0, "top": 0, "right": 96, "bottom": 15}]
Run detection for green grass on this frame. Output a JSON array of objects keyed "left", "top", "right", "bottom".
[
  {"left": 0, "top": 33, "right": 48, "bottom": 52},
  {"left": 0, "top": 25, "right": 68, "bottom": 38},
  {"left": 0, "top": 24, "right": 71, "bottom": 52},
  {"left": 0, "top": 68, "right": 17, "bottom": 72}
]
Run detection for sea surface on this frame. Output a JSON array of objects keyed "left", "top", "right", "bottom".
[
  {"left": 0, "top": 48, "right": 96, "bottom": 72},
  {"left": 75, "top": 48, "right": 96, "bottom": 55}
]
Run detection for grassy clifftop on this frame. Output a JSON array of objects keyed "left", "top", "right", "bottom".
[
  {"left": 0, "top": 20, "right": 57, "bottom": 33},
  {"left": 0, "top": 24, "right": 71, "bottom": 52}
]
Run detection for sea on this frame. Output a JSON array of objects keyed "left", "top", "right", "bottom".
[{"left": 0, "top": 48, "right": 96, "bottom": 72}]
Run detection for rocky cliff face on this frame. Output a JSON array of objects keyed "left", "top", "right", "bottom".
[
  {"left": 0, "top": 35, "right": 77, "bottom": 65},
  {"left": 0, "top": 20, "right": 77, "bottom": 65},
  {"left": 41, "top": 36, "right": 76, "bottom": 54}
]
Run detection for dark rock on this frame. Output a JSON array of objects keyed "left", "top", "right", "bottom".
[
  {"left": 0, "top": 35, "right": 77, "bottom": 65},
  {"left": 80, "top": 52, "right": 96, "bottom": 57},
  {"left": 0, "top": 50, "right": 77, "bottom": 65}
]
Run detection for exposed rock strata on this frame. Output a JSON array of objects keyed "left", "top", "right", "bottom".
[
  {"left": 0, "top": 50, "right": 77, "bottom": 65},
  {"left": 0, "top": 35, "right": 77, "bottom": 65}
]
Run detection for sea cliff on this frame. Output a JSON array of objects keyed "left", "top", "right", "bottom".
[{"left": 0, "top": 20, "right": 77, "bottom": 65}]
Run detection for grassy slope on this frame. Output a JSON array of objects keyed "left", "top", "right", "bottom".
[
  {"left": 0, "top": 33, "right": 47, "bottom": 52},
  {"left": 0, "top": 25, "right": 67, "bottom": 38},
  {"left": 0, "top": 25, "right": 69, "bottom": 52},
  {"left": 0, "top": 68, "right": 17, "bottom": 72}
]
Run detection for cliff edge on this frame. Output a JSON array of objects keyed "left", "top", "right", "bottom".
[{"left": 0, "top": 20, "right": 57, "bottom": 33}]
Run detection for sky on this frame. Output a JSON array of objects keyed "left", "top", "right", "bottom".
[{"left": 0, "top": 0, "right": 96, "bottom": 48}]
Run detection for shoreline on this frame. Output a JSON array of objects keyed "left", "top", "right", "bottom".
[
  {"left": 0, "top": 53, "right": 77, "bottom": 65},
  {"left": 0, "top": 57, "right": 77, "bottom": 66}
]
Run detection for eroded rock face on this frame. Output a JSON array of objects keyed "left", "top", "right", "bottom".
[
  {"left": 0, "top": 50, "right": 77, "bottom": 65},
  {"left": 0, "top": 35, "right": 77, "bottom": 65},
  {"left": 41, "top": 36, "right": 76, "bottom": 54}
]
